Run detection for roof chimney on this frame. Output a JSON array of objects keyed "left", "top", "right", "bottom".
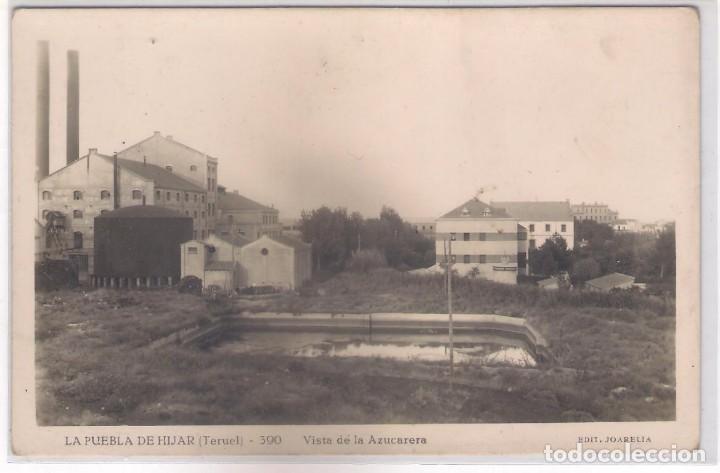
[
  {"left": 166, "top": 135, "right": 173, "bottom": 141},
  {"left": 88, "top": 148, "right": 97, "bottom": 156},
  {"left": 36, "top": 41, "right": 49, "bottom": 181},
  {"left": 232, "top": 189, "right": 239, "bottom": 194},
  {"left": 66, "top": 50, "right": 79, "bottom": 165}
]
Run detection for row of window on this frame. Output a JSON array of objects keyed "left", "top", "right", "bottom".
[
  {"left": 166, "top": 164, "right": 198, "bottom": 172},
  {"left": 527, "top": 223, "right": 568, "bottom": 233},
  {"left": 207, "top": 202, "right": 216, "bottom": 217},
  {"left": 43, "top": 189, "right": 212, "bottom": 206},
  {"left": 444, "top": 232, "right": 519, "bottom": 242},
  {"left": 443, "top": 254, "right": 519, "bottom": 264},
  {"left": 262, "top": 214, "right": 278, "bottom": 225},
  {"left": 42, "top": 190, "right": 147, "bottom": 201},
  {"left": 207, "top": 177, "right": 216, "bottom": 192},
  {"left": 181, "top": 209, "right": 206, "bottom": 219},
  {"left": 154, "top": 189, "right": 206, "bottom": 204}
]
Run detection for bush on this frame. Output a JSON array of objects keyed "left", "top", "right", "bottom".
[{"left": 346, "top": 249, "right": 388, "bottom": 273}]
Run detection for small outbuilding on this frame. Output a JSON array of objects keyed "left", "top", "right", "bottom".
[
  {"left": 537, "top": 277, "right": 560, "bottom": 291},
  {"left": 238, "top": 234, "right": 312, "bottom": 290},
  {"left": 585, "top": 272, "right": 635, "bottom": 292},
  {"left": 180, "top": 240, "right": 241, "bottom": 293}
]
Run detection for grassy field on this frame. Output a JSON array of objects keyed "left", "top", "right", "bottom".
[{"left": 35, "top": 269, "right": 675, "bottom": 425}]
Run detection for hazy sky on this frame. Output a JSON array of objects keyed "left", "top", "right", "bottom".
[{"left": 14, "top": 8, "right": 698, "bottom": 221}]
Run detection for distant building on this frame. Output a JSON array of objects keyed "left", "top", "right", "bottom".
[
  {"left": 491, "top": 201, "right": 574, "bottom": 250},
  {"left": 585, "top": 272, "right": 635, "bottom": 292},
  {"left": 435, "top": 197, "right": 528, "bottom": 284},
  {"left": 215, "top": 187, "right": 282, "bottom": 240},
  {"left": 410, "top": 220, "right": 437, "bottom": 239},
  {"left": 38, "top": 149, "right": 206, "bottom": 281},
  {"left": 571, "top": 202, "right": 619, "bottom": 224},
  {"left": 613, "top": 219, "right": 641, "bottom": 233},
  {"left": 280, "top": 218, "right": 303, "bottom": 239}
]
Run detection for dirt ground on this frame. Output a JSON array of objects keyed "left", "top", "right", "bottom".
[{"left": 35, "top": 277, "right": 675, "bottom": 425}]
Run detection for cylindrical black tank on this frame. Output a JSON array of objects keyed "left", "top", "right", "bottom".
[{"left": 94, "top": 206, "right": 193, "bottom": 280}]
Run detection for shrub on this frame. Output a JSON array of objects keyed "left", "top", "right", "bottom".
[{"left": 346, "top": 249, "right": 388, "bottom": 273}]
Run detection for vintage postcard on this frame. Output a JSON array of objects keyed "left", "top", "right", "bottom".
[{"left": 11, "top": 6, "right": 702, "bottom": 460}]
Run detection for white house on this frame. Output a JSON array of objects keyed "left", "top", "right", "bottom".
[
  {"left": 491, "top": 201, "right": 575, "bottom": 250},
  {"left": 435, "top": 198, "right": 528, "bottom": 284}
]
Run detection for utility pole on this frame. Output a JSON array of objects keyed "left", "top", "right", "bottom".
[{"left": 447, "top": 239, "right": 454, "bottom": 381}]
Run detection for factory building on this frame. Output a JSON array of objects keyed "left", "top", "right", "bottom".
[
  {"left": 116, "top": 131, "right": 220, "bottom": 233},
  {"left": 215, "top": 186, "right": 282, "bottom": 240},
  {"left": 93, "top": 206, "right": 193, "bottom": 288},
  {"left": 37, "top": 150, "right": 207, "bottom": 281},
  {"left": 435, "top": 198, "right": 528, "bottom": 284}
]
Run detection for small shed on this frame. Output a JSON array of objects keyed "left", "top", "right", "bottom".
[
  {"left": 585, "top": 272, "right": 635, "bottom": 292},
  {"left": 180, "top": 240, "right": 240, "bottom": 293},
  {"left": 537, "top": 277, "right": 560, "bottom": 291},
  {"left": 238, "top": 234, "right": 312, "bottom": 290},
  {"left": 204, "top": 261, "right": 240, "bottom": 292}
]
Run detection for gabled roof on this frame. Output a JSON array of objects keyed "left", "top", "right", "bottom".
[
  {"left": 439, "top": 198, "right": 511, "bottom": 219},
  {"left": 491, "top": 201, "right": 573, "bottom": 221},
  {"left": 116, "top": 132, "right": 215, "bottom": 160},
  {"left": 110, "top": 157, "right": 206, "bottom": 193},
  {"left": 217, "top": 190, "right": 276, "bottom": 213},
  {"left": 244, "top": 234, "right": 310, "bottom": 251},
  {"left": 211, "top": 232, "right": 252, "bottom": 248},
  {"left": 96, "top": 205, "right": 189, "bottom": 219},
  {"left": 586, "top": 272, "right": 635, "bottom": 290},
  {"left": 537, "top": 277, "right": 559, "bottom": 288}
]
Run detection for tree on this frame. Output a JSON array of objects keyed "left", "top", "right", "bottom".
[
  {"left": 299, "top": 206, "right": 355, "bottom": 272},
  {"left": 655, "top": 224, "right": 676, "bottom": 279},
  {"left": 299, "top": 204, "right": 435, "bottom": 275},
  {"left": 529, "top": 236, "right": 572, "bottom": 276},
  {"left": 571, "top": 257, "right": 601, "bottom": 285}
]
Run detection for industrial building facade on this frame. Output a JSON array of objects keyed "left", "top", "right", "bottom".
[
  {"left": 116, "top": 131, "right": 220, "bottom": 233},
  {"left": 37, "top": 150, "right": 207, "bottom": 280}
]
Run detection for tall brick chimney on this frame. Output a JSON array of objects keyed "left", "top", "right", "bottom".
[
  {"left": 36, "top": 41, "right": 49, "bottom": 180},
  {"left": 66, "top": 50, "right": 79, "bottom": 165}
]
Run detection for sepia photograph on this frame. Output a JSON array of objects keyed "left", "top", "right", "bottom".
[{"left": 10, "top": 5, "right": 703, "bottom": 458}]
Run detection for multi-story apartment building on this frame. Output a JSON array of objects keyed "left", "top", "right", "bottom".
[
  {"left": 116, "top": 132, "right": 219, "bottom": 234},
  {"left": 37, "top": 149, "right": 206, "bottom": 281},
  {"left": 492, "top": 201, "right": 575, "bottom": 250},
  {"left": 435, "top": 198, "right": 528, "bottom": 284},
  {"left": 215, "top": 187, "right": 282, "bottom": 240},
  {"left": 571, "top": 201, "right": 619, "bottom": 224}
]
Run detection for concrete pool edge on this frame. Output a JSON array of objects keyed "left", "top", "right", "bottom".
[{"left": 177, "top": 312, "right": 552, "bottom": 363}]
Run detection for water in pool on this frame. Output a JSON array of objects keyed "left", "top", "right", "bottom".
[{"left": 214, "top": 331, "right": 537, "bottom": 367}]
